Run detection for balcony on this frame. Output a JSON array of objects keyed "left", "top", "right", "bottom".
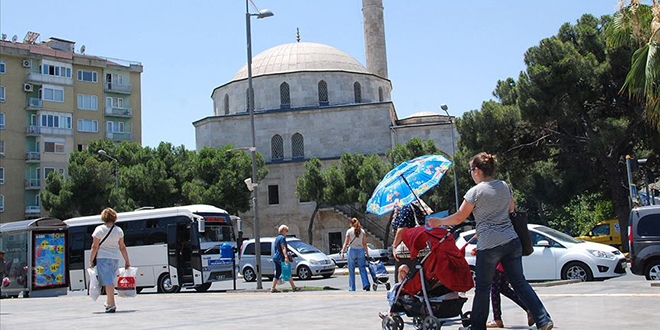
[
  {"left": 26, "top": 97, "right": 43, "bottom": 110},
  {"left": 25, "top": 152, "right": 41, "bottom": 162},
  {"left": 26, "top": 125, "right": 42, "bottom": 135},
  {"left": 105, "top": 106, "right": 132, "bottom": 118},
  {"left": 26, "top": 72, "right": 73, "bottom": 86},
  {"left": 25, "top": 205, "right": 42, "bottom": 214},
  {"left": 26, "top": 125, "right": 73, "bottom": 136},
  {"left": 106, "top": 131, "right": 132, "bottom": 141},
  {"left": 104, "top": 82, "right": 132, "bottom": 94},
  {"left": 25, "top": 179, "right": 41, "bottom": 189}
]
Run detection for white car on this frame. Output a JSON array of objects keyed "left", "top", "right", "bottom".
[
  {"left": 455, "top": 224, "right": 627, "bottom": 281},
  {"left": 328, "top": 243, "right": 393, "bottom": 267}
]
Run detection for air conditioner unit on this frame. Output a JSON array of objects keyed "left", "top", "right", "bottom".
[
  {"left": 22, "top": 59, "right": 32, "bottom": 68},
  {"left": 23, "top": 83, "right": 33, "bottom": 92}
]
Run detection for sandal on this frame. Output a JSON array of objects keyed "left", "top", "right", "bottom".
[
  {"left": 270, "top": 288, "right": 281, "bottom": 293},
  {"left": 486, "top": 320, "right": 504, "bottom": 328},
  {"left": 292, "top": 287, "right": 301, "bottom": 292}
]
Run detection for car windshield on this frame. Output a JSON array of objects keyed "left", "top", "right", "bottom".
[
  {"left": 288, "top": 240, "right": 321, "bottom": 254},
  {"left": 535, "top": 226, "right": 582, "bottom": 244}
]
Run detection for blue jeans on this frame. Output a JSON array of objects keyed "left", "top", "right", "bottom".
[
  {"left": 472, "top": 238, "right": 551, "bottom": 330},
  {"left": 347, "top": 247, "right": 370, "bottom": 291}
]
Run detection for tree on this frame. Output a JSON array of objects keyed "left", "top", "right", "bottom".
[{"left": 296, "top": 158, "right": 327, "bottom": 244}]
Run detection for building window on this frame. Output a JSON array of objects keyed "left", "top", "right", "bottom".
[
  {"left": 0, "top": 60, "right": 5, "bottom": 73},
  {"left": 0, "top": 167, "right": 4, "bottom": 184},
  {"left": 77, "top": 144, "right": 88, "bottom": 151},
  {"left": 44, "top": 141, "right": 65, "bottom": 153},
  {"left": 0, "top": 140, "right": 4, "bottom": 156},
  {"left": 77, "top": 119, "right": 98, "bottom": 132},
  {"left": 0, "top": 86, "right": 5, "bottom": 101},
  {"left": 280, "top": 82, "right": 290, "bottom": 109},
  {"left": 0, "top": 195, "right": 4, "bottom": 212},
  {"left": 354, "top": 82, "right": 361, "bottom": 103},
  {"left": 224, "top": 94, "right": 229, "bottom": 115},
  {"left": 318, "top": 80, "right": 328, "bottom": 106},
  {"left": 40, "top": 113, "right": 72, "bottom": 129},
  {"left": 106, "top": 121, "right": 125, "bottom": 133},
  {"left": 378, "top": 87, "right": 384, "bottom": 102},
  {"left": 77, "top": 94, "right": 98, "bottom": 110},
  {"left": 44, "top": 167, "right": 64, "bottom": 180},
  {"left": 0, "top": 112, "right": 4, "bottom": 129},
  {"left": 77, "top": 70, "right": 98, "bottom": 82},
  {"left": 268, "top": 185, "right": 279, "bottom": 205},
  {"left": 41, "top": 86, "right": 64, "bottom": 102},
  {"left": 292, "top": 133, "right": 304, "bottom": 160},
  {"left": 271, "top": 135, "right": 284, "bottom": 162},
  {"left": 41, "top": 63, "right": 72, "bottom": 78}
]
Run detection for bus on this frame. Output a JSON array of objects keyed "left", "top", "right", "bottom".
[{"left": 64, "top": 204, "right": 236, "bottom": 293}]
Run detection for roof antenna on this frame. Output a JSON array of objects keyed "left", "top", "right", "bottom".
[{"left": 296, "top": 27, "right": 301, "bottom": 43}]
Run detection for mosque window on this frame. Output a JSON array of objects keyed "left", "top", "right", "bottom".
[
  {"left": 271, "top": 134, "right": 284, "bottom": 162},
  {"left": 280, "top": 82, "right": 291, "bottom": 109},
  {"left": 318, "top": 80, "right": 328, "bottom": 106},
  {"left": 378, "top": 87, "right": 384, "bottom": 102},
  {"left": 292, "top": 133, "right": 304, "bottom": 160},
  {"left": 224, "top": 94, "right": 229, "bottom": 115},
  {"left": 354, "top": 82, "right": 362, "bottom": 103}
]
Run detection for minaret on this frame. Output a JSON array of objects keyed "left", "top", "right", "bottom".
[{"left": 362, "top": 0, "right": 388, "bottom": 79}]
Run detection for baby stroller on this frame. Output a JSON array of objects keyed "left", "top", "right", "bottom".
[
  {"left": 381, "top": 225, "right": 474, "bottom": 330},
  {"left": 368, "top": 258, "right": 391, "bottom": 291}
]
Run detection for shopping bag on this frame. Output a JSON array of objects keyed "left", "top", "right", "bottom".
[
  {"left": 86, "top": 267, "right": 101, "bottom": 301},
  {"left": 281, "top": 262, "right": 291, "bottom": 282},
  {"left": 117, "top": 267, "right": 138, "bottom": 298}
]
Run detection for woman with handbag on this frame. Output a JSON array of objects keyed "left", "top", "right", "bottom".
[
  {"left": 340, "top": 218, "right": 371, "bottom": 291},
  {"left": 427, "top": 152, "right": 553, "bottom": 330},
  {"left": 89, "top": 208, "right": 131, "bottom": 313}
]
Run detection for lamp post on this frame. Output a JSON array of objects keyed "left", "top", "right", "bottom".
[
  {"left": 98, "top": 149, "right": 119, "bottom": 189},
  {"left": 440, "top": 104, "right": 460, "bottom": 211},
  {"left": 245, "top": 0, "right": 273, "bottom": 290}
]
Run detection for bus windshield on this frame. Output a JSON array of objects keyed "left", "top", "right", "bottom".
[{"left": 197, "top": 213, "right": 235, "bottom": 244}]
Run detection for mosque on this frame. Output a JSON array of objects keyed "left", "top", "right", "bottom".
[{"left": 193, "top": 0, "right": 455, "bottom": 253}]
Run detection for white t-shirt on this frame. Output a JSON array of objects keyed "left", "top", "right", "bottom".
[
  {"left": 345, "top": 228, "right": 366, "bottom": 249},
  {"left": 92, "top": 224, "right": 124, "bottom": 260}
]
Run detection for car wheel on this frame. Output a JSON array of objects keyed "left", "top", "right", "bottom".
[
  {"left": 561, "top": 261, "right": 593, "bottom": 282},
  {"left": 157, "top": 273, "right": 181, "bottom": 293},
  {"left": 194, "top": 283, "right": 212, "bottom": 292},
  {"left": 297, "top": 265, "right": 312, "bottom": 280},
  {"left": 469, "top": 266, "right": 476, "bottom": 286},
  {"left": 242, "top": 266, "right": 256, "bottom": 282},
  {"left": 644, "top": 260, "right": 660, "bottom": 280}
]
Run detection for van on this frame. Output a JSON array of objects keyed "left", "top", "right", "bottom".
[
  {"left": 628, "top": 205, "right": 660, "bottom": 280},
  {"left": 238, "top": 237, "right": 335, "bottom": 282},
  {"left": 575, "top": 219, "right": 623, "bottom": 250}
]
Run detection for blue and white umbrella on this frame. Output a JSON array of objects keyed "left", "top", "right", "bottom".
[{"left": 366, "top": 154, "right": 453, "bottom": 215}]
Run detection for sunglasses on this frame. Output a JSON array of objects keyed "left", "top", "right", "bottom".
[{"left": 468, "top": 167, "right": 477, "bottom": 174}]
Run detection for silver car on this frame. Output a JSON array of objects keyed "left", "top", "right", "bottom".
[{"left": 328, "top": 243, "right": 392, "bottom": 267}]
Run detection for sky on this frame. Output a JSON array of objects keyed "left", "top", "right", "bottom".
[{"left": 1, "top": 0, "right": 625, "bottom": 150}]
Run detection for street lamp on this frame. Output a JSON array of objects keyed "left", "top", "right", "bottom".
[
  {"left": 98, "top": 149, "right": 119, "bottom": 189},
  {"left": 245, "top": 0, "right": 273, "bottom": 290},
  {"left": 440, "top": 104, "right": 460, "bottom": 211}
]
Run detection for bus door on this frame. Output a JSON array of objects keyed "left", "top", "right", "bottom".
[
  {"left": 166, "top": 224, "right": 188, "bottom": 287},
  {"left": 188, "top": 223, "right": 203, "bottom": 286}
]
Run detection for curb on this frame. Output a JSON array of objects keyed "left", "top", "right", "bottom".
[
  {"left": 531, "top": 279, "right": 581, "bottom": 287},
  {"left": 651, "top": 282, "right": 660, "bottom": 288}
]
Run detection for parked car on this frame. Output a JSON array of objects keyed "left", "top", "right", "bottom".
[
  {"left": 575, "top": 219, "right": 623, "bottom": 250},
  {"left": 628, "top": 205, "right": 660, "bottom": 280},
  {"left": 328, "top": 243, "right": 392, "bottom": 267},
  {"left": 239, "top": 237, "right": 335, "bottom": 281},
  {"left": 455, "top": 224, "right": 627, "bottom": 282}
]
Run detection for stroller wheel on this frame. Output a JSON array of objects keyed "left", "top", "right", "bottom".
[
  {"left": 413, "top": 317, "right": 423, "bottom": 330},
  {"left": 393, "top": 315, "right": 404, "bottom": 329},
  {"left": 385, "top": 282, "right": 391, "bottom": 291},
  {"left": 461, "top": 312, "right": 472, "bottom": 327},
  {"left": 373, "top": 283, "right": 378, "bottom": 291},
  {"left": 381, "top": 316, "right": 402, "bottom": 330},
  {"left": 421, "top": 316, "right": 441, "bottom": 330}
]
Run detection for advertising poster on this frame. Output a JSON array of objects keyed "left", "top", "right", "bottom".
[{"left": 32, "top": 232, "right": 67, "bottom": 289}]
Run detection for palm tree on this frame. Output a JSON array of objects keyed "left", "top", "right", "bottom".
[{"left": 607, "top": 0, "right": 660, "bottom": 129}]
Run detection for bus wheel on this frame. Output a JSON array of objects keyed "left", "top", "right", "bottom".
[
  {"left": 157, "top": 273, "right": 181, "bottom": 293},
  {"left": 194, "top": 283, "right": 212, "bottom": 292}
]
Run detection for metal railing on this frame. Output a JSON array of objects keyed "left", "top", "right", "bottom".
[
  {"left": 104, "top": 106, "right": 132, "bottom": 117},
  {"left": 25, "top": 152, "right": 40, "bottom": 161},
  {"left": 104, "top": 82, "right": 132, "bottom": 93},
  {"left": 106, "top": 131, "right": 132, "bottom": 141},
  {"left": 26, "top": 72, "right": 73, "bottom": 86},
  {"left": 28, "top": 97, "right": 43, "bottom": 108},
  {"left": 24, "top": 179, "right": 41, "bottom": 189},
  {"left": 25, "top": 205, "right": 41, "bottom": 214},
  {"left": 334, "top": 204, "right": 389, "bottom": 245}
]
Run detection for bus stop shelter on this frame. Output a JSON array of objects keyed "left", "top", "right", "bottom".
[{"left": 0, "top": 217, "right": 68, "bottom": 298}]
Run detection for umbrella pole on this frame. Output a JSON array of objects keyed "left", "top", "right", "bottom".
[{"left": 401, "top": 175, "right": 426, "bottom": 215}]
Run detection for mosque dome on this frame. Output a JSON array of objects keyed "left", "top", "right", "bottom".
[{"left": 232, "top": 42, "right": 369, "bottom": 81}]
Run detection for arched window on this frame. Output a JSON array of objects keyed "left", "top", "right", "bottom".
[
  {"left": 354, "top": 82, "right": 362, "bottom": 103},
  {"left": 280, "top": 82, "right": 290, "bottom": 109},
  {"left": 318, "top": 80, "right": 328, "bottom": 106},
  {"left": 378, "top": 87, "right": 384, "bottom": 102},
  {"left": 292, "top": 133, "right": 304, "bottom": 160},
  {"left": 271, "top": 135, "right": 284, "bottom": 162},
  {"left": 224, "top": 94, "right": 229, "bottom": 115}
]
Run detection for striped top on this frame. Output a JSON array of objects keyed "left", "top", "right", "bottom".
[{"left": 464, "top": 180, "right": 517, "bottom": 250}]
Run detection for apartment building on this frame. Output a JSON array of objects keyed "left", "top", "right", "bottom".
[{"left": 0, "top": 32, "right": 143, "bottom": 223}]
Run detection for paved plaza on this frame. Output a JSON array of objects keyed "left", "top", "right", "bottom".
[{"left": 0, "top": 271, "right": 658, "bottom": 329}]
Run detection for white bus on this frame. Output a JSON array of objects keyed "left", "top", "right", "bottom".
[{"left": 64, "top": 204, "right": 236, "bottom": 293}]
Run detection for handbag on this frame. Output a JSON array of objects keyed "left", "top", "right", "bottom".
[
  {"left": 91, "top": 225, "right": 115, "bottom": 266},
  {"left": 510, "top": 211, "right": 533, "bottom": 256}
]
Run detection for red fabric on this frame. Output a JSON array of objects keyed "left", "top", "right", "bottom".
[{"left": 400, "top": 226, "right": 474, "bottom": 294}]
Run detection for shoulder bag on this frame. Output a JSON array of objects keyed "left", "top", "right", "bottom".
[
  {"left": 92, "top": 225, "right": 115, "bottom": 266},
  {"left": 510, "top": 211, "right": 533, "bottom": 256}
]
